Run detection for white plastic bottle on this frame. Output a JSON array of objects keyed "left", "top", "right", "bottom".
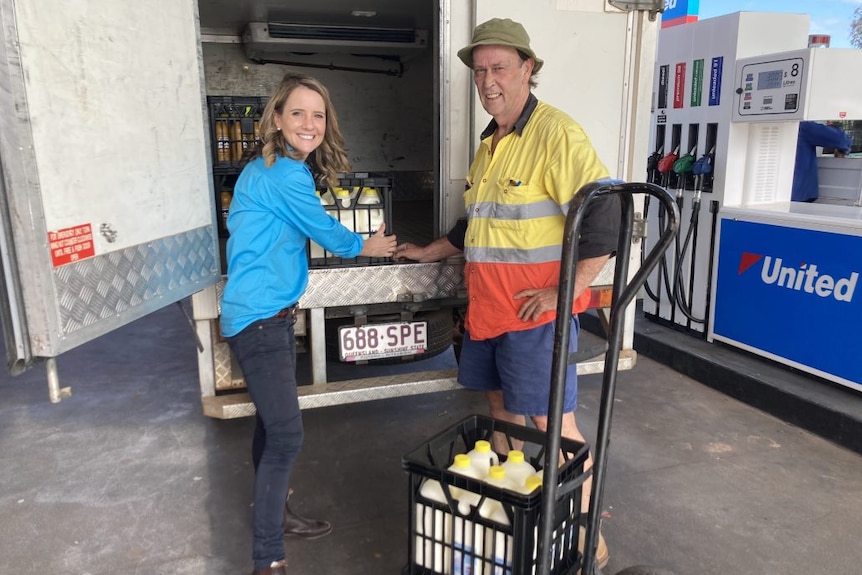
[
  {"left": 333, "top": 186, "right": 357, "bottom": 235},
  {"left": 318, "top": 189, "right": 335, "bottom": 206},
  {"left": 478, "top": 466, "right": 512, "bottom": 517},
  {"left": 447, "top": 454, "right": 484, "bottom": 575},
  {"left": 522, "top": 473, "right": 569, "bottom": 569},
  {"left": 480, "top": 466, "right": 514, "bottom": 575},
  {"left": 355, "top": 187, "right": 385, "bottom": 237},
  {"left": 334, "top": 186, "right": 353, "bottom": 209},
  {"left": 447, "top": 454, "right": 482, "bottom": 514},
  {"left": 466, "top": 440, "right": 499, "bottom": 478},
  {"left": 415, "top": 478, "right": 452, "bottom": 574},
  {"left": 500, "top": 450, "right": 537, "bottom": 491},
  {"left": 484, "top": 504, "right": 512, "bottom": 575},
  {"left": 309, "top": 190, "right": 336, "bottom": 259}
]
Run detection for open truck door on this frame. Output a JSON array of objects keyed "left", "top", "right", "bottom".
[{"left": 0, "top": 0, "right": 219, "bottom": 398}]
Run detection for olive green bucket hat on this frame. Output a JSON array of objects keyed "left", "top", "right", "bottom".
[{"left": 457, "top": 18, "right": 544, "bottom": 73}]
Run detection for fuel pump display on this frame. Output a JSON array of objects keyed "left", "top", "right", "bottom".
[{"left": 736, "top": 57, "right": 805, "bottom": 117}]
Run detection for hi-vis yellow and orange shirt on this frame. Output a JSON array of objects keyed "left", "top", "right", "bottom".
[{"left": 463, "top": 95, "right": 611, "bottom": 341}]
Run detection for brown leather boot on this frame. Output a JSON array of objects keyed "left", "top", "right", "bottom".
[
  {"left": 284, "top": 500, "right": 333, "bottom": 540},
  {"left": 251, "top": 559, "right": 287, "bottom": 575},
  {"left": 578, "top": 527, "right": 609, "bottom": 570}
]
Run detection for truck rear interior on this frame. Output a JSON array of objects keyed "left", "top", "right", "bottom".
[
  {"left": 199, "top": 0, "right": 440, "bottom": 266},
  {"left": 199, "top": 0, "right": 452, "bottom": 363}
]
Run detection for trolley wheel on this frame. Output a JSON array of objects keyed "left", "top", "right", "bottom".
[{"left": 615, "top": 566, "right": 678, "bottom": 575}]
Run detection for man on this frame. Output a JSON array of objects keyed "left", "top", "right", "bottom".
[
  {"left": 792, "top": 121, "right": 852, "bottom": 202},
  {"left": 394, "top": 17, "right": 619, "bottom": 568}
]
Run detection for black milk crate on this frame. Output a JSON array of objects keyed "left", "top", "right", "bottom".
[
  {"left": 207, "top": 96, "right": 267, "bottom": 172},
  {"left": 308, "top": 173, "right": 394, "bottom": 268},
  {"left": 402, "top": 415, "right": 590, "bottom": 575}
]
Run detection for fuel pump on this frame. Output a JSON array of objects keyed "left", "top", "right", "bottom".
[
  {"left": 642, "top": 11, "right": 811, "bottom": 334},
  {"left": 644, "top": 11, "right": 862, "bottom": 390}
]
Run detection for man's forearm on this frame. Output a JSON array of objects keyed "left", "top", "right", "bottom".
[
  {"left": 421, "top": 237, "right": 462, "bottom": 261},
  {"left": 401, "top": 236, "right": 462, "bottom": 263},
  {"left": 574, "top": 255, "right": 610, "bottom": 298}
]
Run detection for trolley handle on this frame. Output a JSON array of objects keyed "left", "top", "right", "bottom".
[{"left": 536, "top": 181, "right": 680, "bottom": 575}]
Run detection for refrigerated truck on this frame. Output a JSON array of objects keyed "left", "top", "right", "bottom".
[{"left": 0, "top": 0, "right": 661, "bottom": 417}]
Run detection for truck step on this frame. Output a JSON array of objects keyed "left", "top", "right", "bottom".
[{"left": 200, "top": 351, "right": 636, "bottom": 419}]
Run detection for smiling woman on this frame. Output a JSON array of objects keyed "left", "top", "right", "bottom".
[
  {"left": 218, "top": 72, "right": 398, "bottom": 574},
  {"left": 255, "top": 74, "right": 350, "bottom": 187},
  {"left": 273, "top": 86, "right": 326, "bottom": 160}
]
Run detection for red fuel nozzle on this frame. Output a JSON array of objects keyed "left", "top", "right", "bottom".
[{"left": 657, "top": 152, "right": 679, "bottom": 174}]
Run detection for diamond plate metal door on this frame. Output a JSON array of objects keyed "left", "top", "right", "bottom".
[{"left": 0, "top": 0, "right": 220, "bottom": 370}]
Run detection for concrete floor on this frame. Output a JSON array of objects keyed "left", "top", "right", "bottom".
[{"left": 2, "top": 303, "right": 862, "bottom": 575}]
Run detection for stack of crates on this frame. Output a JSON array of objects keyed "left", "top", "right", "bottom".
[
  {"left": 402, "top": 415, "right": 590, "bottom": 575},
  {"left": 308, "top": 173, "right": 393, "bottom": 268},
  {"left": 207, "top": 96, "right": 268, "bottom": 246},
  {"left": 207, "top": 96, "right": 267, "bottom": 172}
]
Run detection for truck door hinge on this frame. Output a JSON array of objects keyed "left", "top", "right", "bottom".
[{"left": 632, "top": 212, "right": 647, "bottom": 243}]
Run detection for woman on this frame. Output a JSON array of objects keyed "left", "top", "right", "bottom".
[{"left": 220, "top": 73, "right": 397, "bottom": 575}]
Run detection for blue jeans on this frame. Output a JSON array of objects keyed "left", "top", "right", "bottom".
[{"left": 227, "top": 315, "right": 304, "bottom": 570}]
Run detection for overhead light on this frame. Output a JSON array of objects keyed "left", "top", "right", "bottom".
[{"left": 352, "top": 10, "right": 377, "bottom": 17}]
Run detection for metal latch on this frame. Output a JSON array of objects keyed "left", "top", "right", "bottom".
[{"left": 632, "top": 212, "right": 647, "bottom": 243}]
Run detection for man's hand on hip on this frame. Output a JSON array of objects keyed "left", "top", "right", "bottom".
[{"left": 514, "top": 287, "right": 558, "bottom": 322}]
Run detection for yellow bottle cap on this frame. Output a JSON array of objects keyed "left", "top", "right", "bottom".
[
  {"left": 525, "top": 476, "right": 543, "bottom": 492},
  {"left": 453, "top": 454, "right": 471, "bottom": 468},
  {"left": 474, "top": 440, "right": 491, "bottom": 453},
  {"left": 488, "top": 465, "right": 506, "bottom": 480},
  {"left": 334, "top": 187, "right": 350, "bottom": 197},
  {"left": 507, "top": 450, "right": 525, "bottom": 464}
]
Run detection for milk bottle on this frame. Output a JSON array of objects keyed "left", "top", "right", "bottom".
[
  {"left": 480, "top": 466, "right": 514, "bottom": 575},
  {"left": 448, "top": 454, "right": 484, "bottom": 575},
  {"left": 333, "top": 186, "right": 357, "bottom": 233},
  {"left": 466, "top": 440, "right": 499, "bottom": 478},
  {"left": 500, "top": 450, "right": 537, "bottom": 492},
  {"left": 355, "top": 187, "right": 385, "bottom": 236},
  {"left": 309, "top": 189, "right": 337, "bottom": 259},
  {"left": 333, "top": 186, "right": 353, "bottom": 209},
  {"left": 415, "top": 478, "right": 452, "bottom": 573},
  {"left": 522, "top": 473, "right": 572, "bottom": 569},
  {"left": 478, "top": 465, "right": 515, "bottom": 524}
]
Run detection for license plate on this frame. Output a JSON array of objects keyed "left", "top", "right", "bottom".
[{"left": 339, "top": 321, "right": 428, "bottom": 361}]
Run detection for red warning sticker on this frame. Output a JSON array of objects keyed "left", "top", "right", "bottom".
[{"left": 48, "top": 224, "right": 96, "bottom": 267}]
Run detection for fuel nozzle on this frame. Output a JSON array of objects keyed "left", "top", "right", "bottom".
[
  {"left": 691, "top": 148, "right": 715, "bottom": 200},
  {"left": 672, "top": 148, "right": 696, "bottom": 200},
  {"left": 647, "top": 147, "right": 663, "bottom": 185},
  {"left": 657, "top": 147, "right": 679, "bottom": 188}
]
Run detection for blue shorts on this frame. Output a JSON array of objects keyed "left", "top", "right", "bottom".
[{"left": 457, "top": 316, "right": 579, "bottom": 416}]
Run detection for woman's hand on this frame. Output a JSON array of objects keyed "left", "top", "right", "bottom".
[{"left": 358, "top": 223, "right": 397, "bottom": 258}]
